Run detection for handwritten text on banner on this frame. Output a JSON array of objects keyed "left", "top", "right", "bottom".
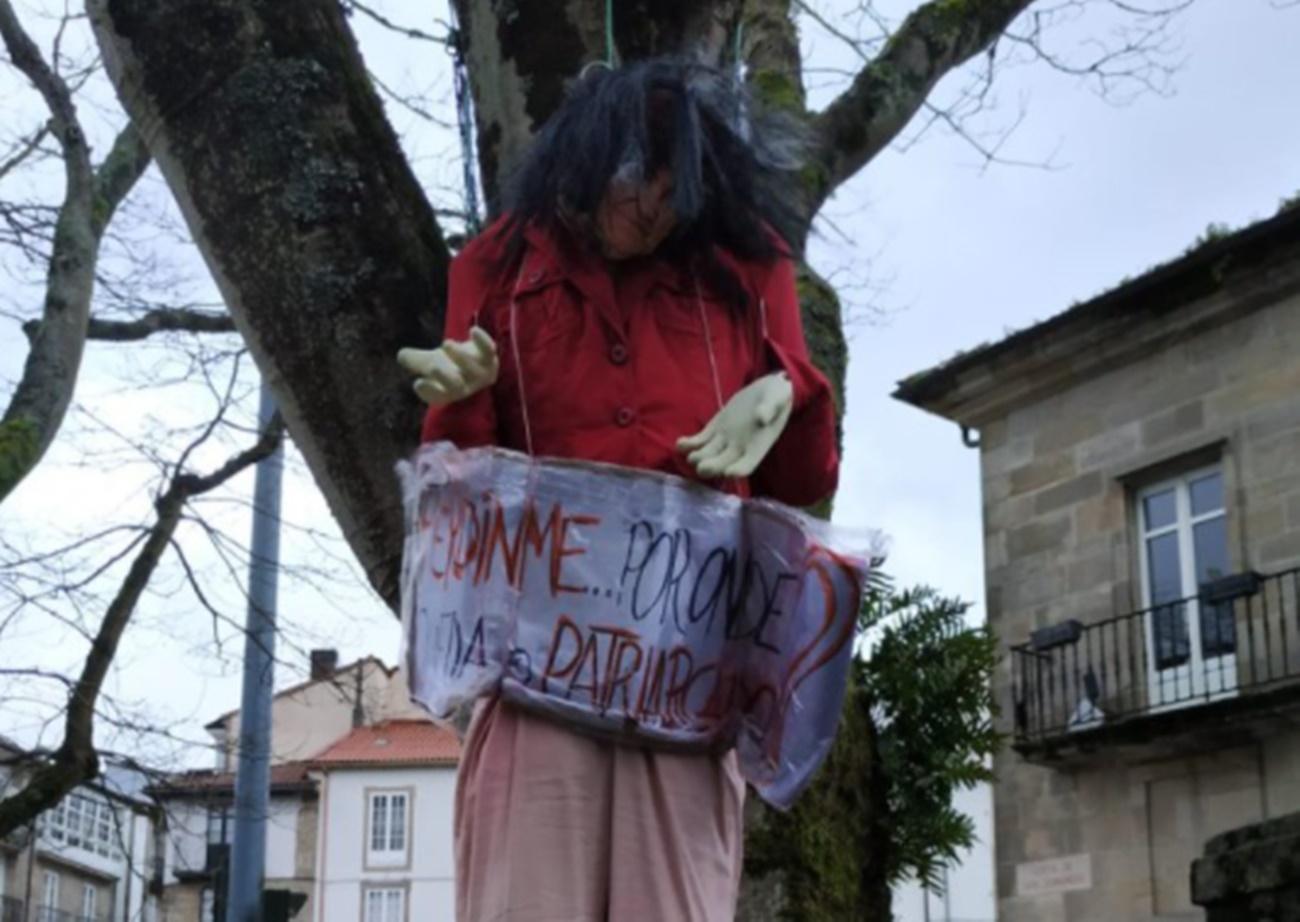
[{"left": 399, "top": 443, "right": 873, "bottom": 809}]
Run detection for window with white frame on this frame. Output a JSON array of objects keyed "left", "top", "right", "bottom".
[
  {"left": 1139, "top": 466, "right": 1236, "bottom": 700},
  {"left": 41, "top": 870, "right": 60, "bottom": 915},
  {"left": 81, "top": 883, "right": 98, "bottom": 921},
  {"left": 363, "top": 887, "right": 405, "bottom": 922},
  {"left": 367, "top": 791, "right": 409, "bottom": 864},
  {"left": 44, "top": 792, "right": 119, "bottom": 859}
]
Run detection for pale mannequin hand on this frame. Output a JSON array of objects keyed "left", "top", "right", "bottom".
[
  {"left": 677, "top": 372, "right": 794, "bottom": 479},
  {"left": 397, "top": 326, "right": 499, "bottom": 407}
]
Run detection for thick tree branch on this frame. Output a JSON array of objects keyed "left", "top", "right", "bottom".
[
  {"left": 0, "top": 415, "right": 285, "bottom": 838},
  {"left": 744, "top": 0, "right": 807, "bottom": 110},
  {"left": 0, "top": 0, "right": 95, "bottom": 504},
  {"left": 91, "top": 122, "right": 150, "bottom": 234},
  {"left": 342, "top": 1, "right": 451, "bottom": 45},
  {"left": 809, "top": 0, "right": 1033, "bottom": 213},
  {"left": 23, "top": 306, "right": 236, "bottom": 342},
  {"left": 0, "top": 5, "right": 151, "bottom": 503}
]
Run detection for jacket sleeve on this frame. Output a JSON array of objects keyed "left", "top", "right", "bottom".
[
  {"left": 749, "top": 255, "right": 840, "bottom": 507},
  {"left": 419, "top": 248, "right": 500, "bottom": 448}
]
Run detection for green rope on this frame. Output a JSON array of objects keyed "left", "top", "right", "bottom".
[{"left": 605, "top": 0, "right": 618, "bottom": 66}]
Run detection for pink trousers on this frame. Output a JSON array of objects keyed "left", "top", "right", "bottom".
[{"left": 454, "top": 697, "right": 746, "bottom": 921}]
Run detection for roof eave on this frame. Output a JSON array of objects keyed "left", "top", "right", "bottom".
[
  {"left": 894, "top": 206, "right": 1300, "bottom": 424},
  {"left": 311, "top": 759, "right": 459, "bottom": 770}
]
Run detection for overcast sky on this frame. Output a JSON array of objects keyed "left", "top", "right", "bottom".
[{"left": 3, "top": 2, "right": 1299, "bottom": 919}]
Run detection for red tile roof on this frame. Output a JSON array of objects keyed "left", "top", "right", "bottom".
[{"left": 310, "top": 720, "right": 460, "bottom": 768}]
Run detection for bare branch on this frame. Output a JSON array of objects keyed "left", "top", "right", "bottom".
[
  {"left": 367, "top": 68, "right": 454, "bottom": 129},
  {"left": 341, "top": 0, "right": 451, "bottom": 44},
  {"left": 23, "top": 306, "right": 236, "bottom": 342},
  {"left": 0, "top": 413, "right": 285, "bottom": 837},
  {"left": 1001, "top": 0, "right": 1190, "bottom": 102},
  {"left": 793, "top": 0, "right": 887, "bottom": 62},
  {"left": 0, "top": 0, "right": 86, "bottom": 159},
  {"left": 809, "top": 0, "right": 1034, "bottom": 213},
  {"left": 0, "top": 124, "right": 51, "bottom": 183},
  {"left": 89, "top": 307, "right": 233, "bottom": 340},
  {"left": 0, "top": 102, "right": 150, "bottom": 501},
  {"left": 803, "top": 6, "right": 1054, "bottom": 178}
]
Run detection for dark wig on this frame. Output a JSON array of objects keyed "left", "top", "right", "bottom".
[{"left": 497, "top": 57, "right": 808, "bottom": 308}]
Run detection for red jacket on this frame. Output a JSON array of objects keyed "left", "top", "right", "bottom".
[{"left": 421, "top": 222, "right": 838, "bottom": 507}]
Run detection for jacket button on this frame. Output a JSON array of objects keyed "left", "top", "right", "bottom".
[
  {"left": 615, "top": 407, "right": 635, "bottom": 427},
  {"left": 609, "top": 343, "right": 629, "bottom": 365}
]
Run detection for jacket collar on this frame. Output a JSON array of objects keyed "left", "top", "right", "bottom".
[{"left": 519, "top": 222, "right": 700, "bottom": 296}]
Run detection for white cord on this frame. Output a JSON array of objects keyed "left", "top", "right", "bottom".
[
  {"left": 507, "top": 264, "right": 535, "bottom": 456},
  {"left": 693, "top": 277, "right": 726, "bottom": 415}
]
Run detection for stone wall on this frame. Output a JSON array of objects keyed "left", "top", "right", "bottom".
[
  {"left": 982, "top": 291, "right": 1300, "bottom": 921},
  {"left": 1193, "top": 811, "right": 1300, "bottom": 922}
]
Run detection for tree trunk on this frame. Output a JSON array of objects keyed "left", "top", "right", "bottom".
[{"left": 89, "top": 0, "right": 450, "bottom": 606}]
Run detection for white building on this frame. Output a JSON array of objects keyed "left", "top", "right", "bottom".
[
  {"left": 0, "top": 738, "right": 161, "bottom": 922},
  {"left": 310, "top": 721, "right": 459, "bottom": 922}
]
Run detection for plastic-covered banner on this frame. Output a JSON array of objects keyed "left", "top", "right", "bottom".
[{"left": 399, "top": 442, "right": 874, "bottom": 809}]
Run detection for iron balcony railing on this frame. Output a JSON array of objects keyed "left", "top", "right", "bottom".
[
  {"left": 2, "top": 897, "right": 23, "bottom": 922},
  {"left": 1012, "top": 567, "right": 1300, "bottom": 745}
]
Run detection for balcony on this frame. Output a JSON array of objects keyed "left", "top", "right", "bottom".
[
  {"left": 1011, "top": 567, "right": 1300, "bottom": 761},
  {"left": 175, "top": 842, "right": 228, "bottom": 884}
]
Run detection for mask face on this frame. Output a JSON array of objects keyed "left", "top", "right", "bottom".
[{"left": 595, "top": 168, "right": 677, "bottom": 260}]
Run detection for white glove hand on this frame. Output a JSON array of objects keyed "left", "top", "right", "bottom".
[
  {"left": 677, "top": 372, "right": 794, "bottom": 479},
  {"left": 397, "top": 326, "right": 499, "bottom": 407}
]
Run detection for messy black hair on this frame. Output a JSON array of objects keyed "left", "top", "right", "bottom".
[{"left": 497, "top": 56, "right": 808, "bottom": 308}]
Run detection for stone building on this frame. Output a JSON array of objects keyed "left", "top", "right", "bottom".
[{"left": 895, "top": 205, "right": 1300, "bottom": 920}]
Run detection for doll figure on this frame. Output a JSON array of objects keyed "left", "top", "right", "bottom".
[{"left": 398, "top": 57, "right": 839, "bottom": 922}]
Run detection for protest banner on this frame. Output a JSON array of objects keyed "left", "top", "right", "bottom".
[{"left": 399, "top": 442, "right": 875, "bottom": 809}]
